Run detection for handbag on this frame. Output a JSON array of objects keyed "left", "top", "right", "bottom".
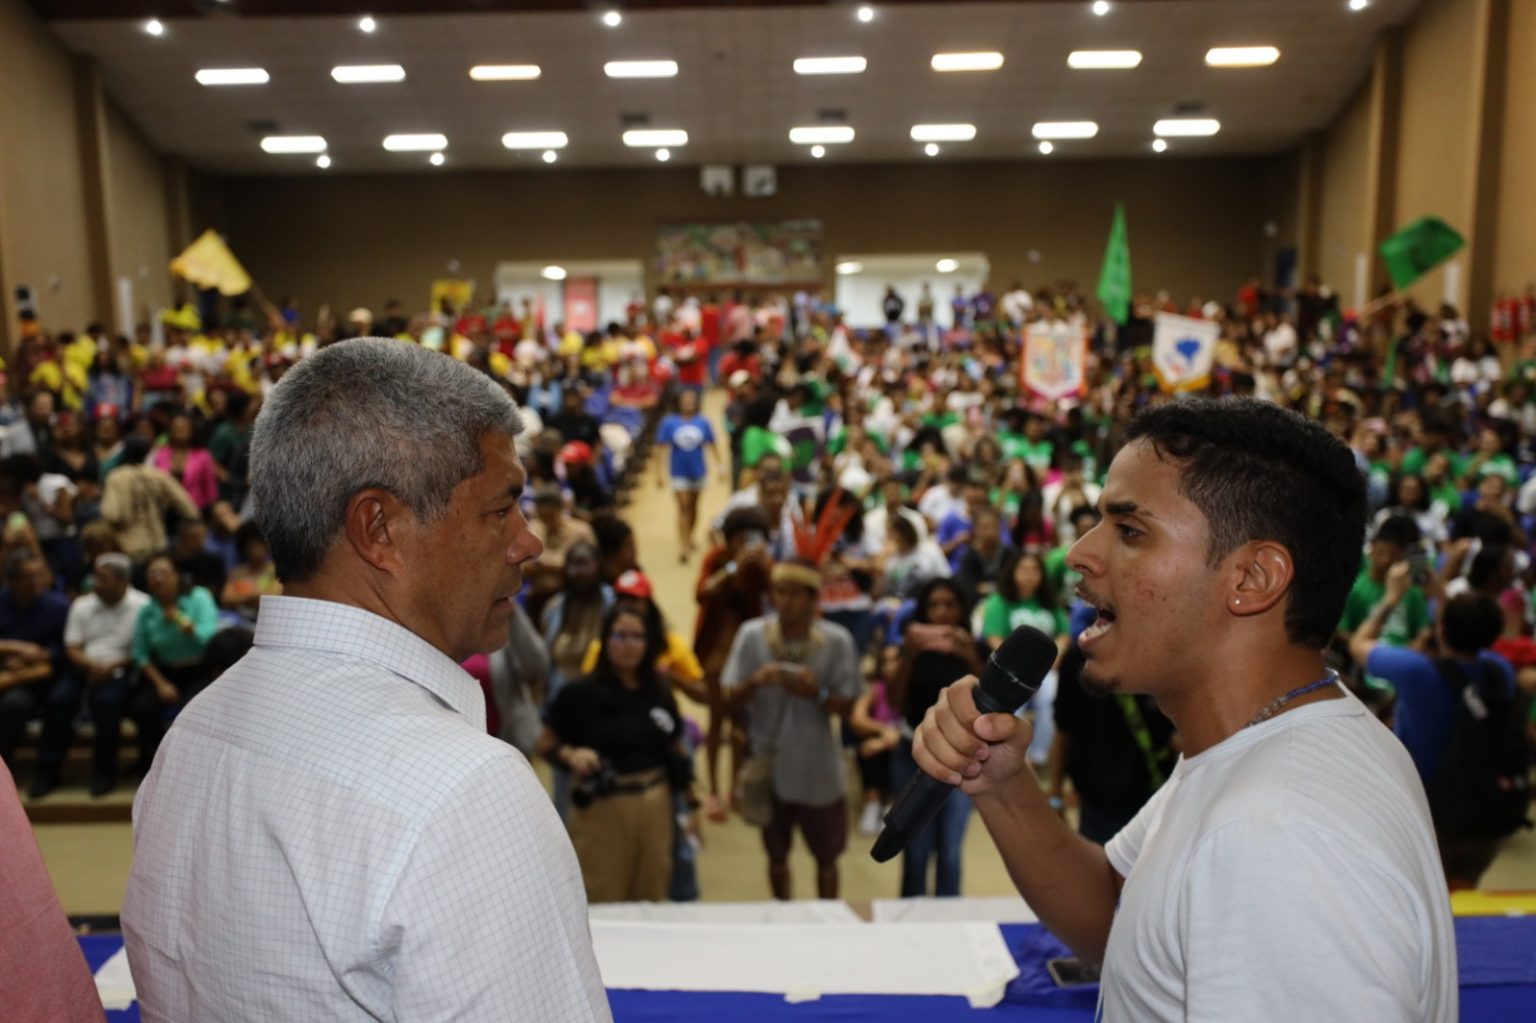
[{"left": 737, "top": 690, "right": 792, "bottom": 828}]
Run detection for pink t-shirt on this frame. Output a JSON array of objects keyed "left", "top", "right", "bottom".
[{"left": 0, "top": 764, "right": 106, "bottom": 1022}]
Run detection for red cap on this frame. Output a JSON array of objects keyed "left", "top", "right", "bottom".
[
  {"left": 613, "top": 570, "right": 653, "bottom": 600},
  {"left": 558, "top": 440, "right": 594, "bottom": 465}
]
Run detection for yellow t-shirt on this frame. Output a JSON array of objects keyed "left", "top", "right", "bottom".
[{"left": 579, "top": 630, "right": 704, "bottom": 684}]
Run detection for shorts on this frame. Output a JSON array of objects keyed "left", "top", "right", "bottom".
[
  {"left": 761, "top": 795, "right": 847, "bottom": 864},
  {"left": 671, "top": 476, "right": 705, "bottom": 492}
]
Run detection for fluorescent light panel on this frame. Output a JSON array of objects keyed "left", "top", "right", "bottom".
[
  {"left": 604, "top": 60, "right": 678, "bottom": 78},
  {"left": 196, "top": 67, "right": 269, "bottom": 85},
  {"left": 470, "top": 64, "right": 541, "bottom": 81},
  {"left": 910, "top": 123, "right": 975, "bottom": 142},
  {"left": 1154, "top": 118, "right": 1221, "bottom": 137},
  {"left": 835, "top": 261, "right": 863, "bottom": 275},
  {"left": 542, "top": 266, "right": 567, "bottom": 280},
  {"left": 931, "top": 51, "right": 1004, "bottom": 72},
  {"left": 623, "top": 129, "right": 688, "bottom": 147},
  {"left": 260, "top": 135, "right": 327, "bottom": 154},
  {"left": 502, "top": 131, "right": 569, "bottom": 149},
  {"left": 789, "top": 126, "right": 854, "bottom": 144},
  {"left": 383, "top": 133, "right": 448, "bottom": 151},
  {"left": 1032, "top": 121, "right": 1098, "bottom": 139},
  {"left": 1205, "top": 46, "right": 1280, "bottom": 67},
  {"left": 793, "top": 56, "right": 867, "bottom": 75},
  {"left": 936, "top": 258, "right": 959, "bottom": 273},
  {"left": 332, "top": 64, "right": 405, "bottom": 83},
  {"left": 1068, "top": 50, "right": 1142, "bottom": 69}
]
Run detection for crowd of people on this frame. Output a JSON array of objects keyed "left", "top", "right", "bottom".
[{"left": 6, "top": 267, "right": 1534, "bottom": 901}]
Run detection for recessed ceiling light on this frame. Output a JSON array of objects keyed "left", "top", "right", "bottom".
[
  {"left": 836, "top": 261, "right": 863, "bottom": 275},
  {"left": 358, "top": 15, "right": 376, "bottom": 33},
  {"left": 1152, "top": 138, "right": 1168, "bottom": 153},
  {"left": 1068, "top": 50, "right": 1142, "bottom": 69},
  {"left": 502, "top": 131, "right": 569, "bottom": 150},
  {"left": 1091, "top": 1, "right": 1111, "bottom": 15},
  {"left": 1038, "top": 141, "right": 1055, "bottom": 155},
  {"left": 604, "top": 60, "right": 678, "bottom": 78},
  {"left": 1205, "top": 46, "right": 1280, "bottom": 67},
  {"left": 1032, "top": 121, "right": 1098, "bottom": 139},
  {"left": 936, "top": 258, "right": 959, "bottom": 273},
  {"left": 144, "top": 18, "right": 164, "bottom": 36},
  {"left": 542, "top": 266, "right": 568, "bottom": 281},
  {"left": 542, "top": 150, "right": 558, "bottom": 164},
  {"left": 602, "top": 10, "right": 622, "bottom": 27},
  {"left": 789, "top": 126, "right": 855, "bottom": 145},
  {"left": 1154, "top": 118, "right": 1221, "bottom": 137},
  {"left": 856, "top": 5, "right": 875, "bottom": 23},
  {"left": 195, "top": 68, "right": 270, "bottom": 86},
  {"left": 924, "top": 143, "right": 940, "bottom": 157},
  {"left": 623, "top": 129, "right": 687, "bottom": 147},
  {"left": 793, "top": 56, "right": 867, "bottom": 75},
  {"left": 1349, "top": 0, "right": 1368, "bottom": 10},
  {"left": 332, "top": 65, "right": 406, "bottom": 84},
  {"left": 260, "top": 135, "right": 327, "bottom": 154},
  {"left": 383, "top": 133, "right": 448, "bottom": 151},
  {"left": 931, "top": 52, "right": 1004, "bottom": 72},
  {"left": 810, "top": 145, "right": 826, "bottom": 159},
  {"left": 316, "top": 154, "right": 332, "bottom": 169},
  {"left": 429, "top": 152, "right": 445, "bottom": 166},
  {"left": 911, "top": 123, "right": 976, "bottom": 142},
  {"left": 655, "top": 148, "right": 671, "bottom": 162},
  {"left": 470, "top": 65, "right": 541, "bottom": 81}
]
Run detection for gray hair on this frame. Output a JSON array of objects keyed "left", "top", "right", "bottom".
[
  {"left": 250, "top": 338, "right": 524, "bottom": 582},
  {"left": 94, "top": 552, "right": 133, "bottom": 580}
]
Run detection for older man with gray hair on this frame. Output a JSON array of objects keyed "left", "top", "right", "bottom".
[
  {"left": 123, "top": 339, "right": 610, "bottom": 1021},
  {"left": 68, "top": 552, "right": 150, "bottom": 797}
]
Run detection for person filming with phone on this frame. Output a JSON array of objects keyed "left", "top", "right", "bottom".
[{"left": 908, "top": 399, "right": 1455, "bottom": 1021}]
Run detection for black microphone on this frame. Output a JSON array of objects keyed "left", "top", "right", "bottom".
[{"left": 871, "top": 625, "right": 1058, "bottom": 864}]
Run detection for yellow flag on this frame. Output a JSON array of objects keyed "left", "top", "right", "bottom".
[{"left": 170, "top": 229, "right": 252, "bottom": 296}]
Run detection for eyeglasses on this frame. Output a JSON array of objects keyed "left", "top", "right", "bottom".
[{"left": 608, "top": 631, "right": 648, "bottom": 643}]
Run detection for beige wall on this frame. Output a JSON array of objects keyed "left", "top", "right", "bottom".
[
  {"left": 105, "top": 103, "right": 174, "bottom": 330},
  {"left": 220, "top": 156, "right": 1284, "bottom": 318},
  {"left": 1317, "top": 83, "right": 1373, "bottom": 307},
  {"left": 1492, "top": 0, "right": 1535, "bottom": 297},
  {"left": 0, "top": 0, "right": 96, "bottom": 338},
  {"left": 1393, "top": 0, "right": 1480, "bottom": 310}
]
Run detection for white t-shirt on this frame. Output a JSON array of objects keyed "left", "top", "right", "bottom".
[
  {"left": 1099, "top": 690, "right": 1456, "bottom": 1022},
  {"left": 65, "top": 588, "right": 151, "bottom": 664}
]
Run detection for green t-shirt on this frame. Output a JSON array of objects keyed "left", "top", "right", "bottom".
[
  {"left": 1399, "top": 447, "right": 1467, "bottom": 479},
  {"left": 981, "top": 594, "right": 1067, "bottom": 642},
  {"left": 741, "top": 425, "right": 789, "bottom": 468},
  {"left": 827, "top": 427, "right": 888, "bottom": 458},
  {"left": 1339, "top": 569, "right": 1429, "bottom": 647},
  {"left": 1043, "top": 546, "right": 1081, "bottom": 602},
  {"left": 1469, "top": 452, "right": 1518, "bottom": 486},
  {"left": 1000, "top": 433, "right": 1053, "bottom": 471}
]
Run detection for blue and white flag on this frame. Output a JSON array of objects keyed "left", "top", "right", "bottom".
[{"left": 1152, "top": 313, "right": 1219, "bottom": 393}]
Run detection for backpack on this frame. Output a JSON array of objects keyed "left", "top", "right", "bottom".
[{"left": 1425, "top": 657, "right": 1532, "bottom": 839}]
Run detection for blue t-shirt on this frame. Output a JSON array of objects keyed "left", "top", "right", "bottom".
[
  {"left": 0, "top": 588, "right": 70, "bottom": 669},
  {"left": 659, "top": 413, "right": 715, "bottom": 482},
  {"left": 1366, "top": 646, "right": 1515, "bottom": 779},
  {"left": 936, "top": 510, "right": 972, "bottom": 571}
]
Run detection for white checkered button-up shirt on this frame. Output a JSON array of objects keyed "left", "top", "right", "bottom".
[{"left": 123, "top": 595, "right": 611, "bottom": 1022}]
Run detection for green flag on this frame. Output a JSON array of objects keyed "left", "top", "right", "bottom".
[
  {"left": 1379, "top": 216, "right": 1465, "bottom": 290},
  {"left": 1096, "top": 203, "right": 1132, "bottom": 324}
]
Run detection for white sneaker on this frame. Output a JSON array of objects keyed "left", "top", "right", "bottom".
[{"left": 859, "top": 801, "right": 882, "bottom": 835}]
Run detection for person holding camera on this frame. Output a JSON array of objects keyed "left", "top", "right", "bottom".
[{"left": 541, "top": 602, "right": 692, "bottom": 904}]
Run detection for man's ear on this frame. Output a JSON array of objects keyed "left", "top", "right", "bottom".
[
  {"left": 342, "top": 488, "right": 411, "bottom": 576},
  {"left": 1227, "top": 540, "right": 1294, "bottom": 618}
]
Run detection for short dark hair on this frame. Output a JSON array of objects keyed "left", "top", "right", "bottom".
[
  {"left": 1441, "top": 594, "right": 1503, "bottom": 655},
  {"left": 722, "top": 506, "right": 770, "bottom": 543},
  {"left": 1373, "top": 514, "right": 1421, "bottom": 550},
  {"left": 1124, "top": 397, "right": 1367, "bottom": 649}
]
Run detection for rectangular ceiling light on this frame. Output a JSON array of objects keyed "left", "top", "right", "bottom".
[
  {"left": 793, "top": 56, "right": 867, "bottom": 75},
  {"left": 1154, "top": 117, "right": 1221, "bottom": 136},
  {"left": 470, "top": 64, "right": 542, "bottom": 81},
  {"left": 604, "top": 60, "right": 679, "bottom": 78},
  {"left": 789, "top": 126, "right": 855, "bottom": 144},
  {"left": 1032, "top": 121, "right": 1099, "bottom": 139},
  {"left": 1205, "top": 46, "right": 1280, "bottom": 67},
  {"left": 196, "top": 67, "right": 270, "bottom": 86},
  {"left": 383, "top": 133, "right": 448, "bottom": 151},
  {"left": 910, "top": 123, "right": 976, "bottom": 142},
  {"left": 502, "top": 131, "right": 569, "bottom": 149},
  {"left": 260, "top": 135, "right": 327, "bottom": 154},
  {"left": 622, "top": 129, "right": 688, "bottom": 147},
  {"left": 1067, "top": 50, "right": 1142, "bottom": 69},
  {"left": 835, "top": 261, "right": 863, "bottom": 275},
  {"left": 332, "top": 64, "right": 406, "bottom": 83},
  {"left": 931, "top": 51, "right": 1004, "bottom": 72}
]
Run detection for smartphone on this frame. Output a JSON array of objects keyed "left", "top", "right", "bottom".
[
  {"left": 1046, "top": 958, "right": 1101, "bottom": 988},
  {"left": 1407, "top": 546, "right": 1429, "bottom": 586}
]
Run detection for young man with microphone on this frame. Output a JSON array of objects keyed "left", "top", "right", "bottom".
[{"left": 910, "top": 398, "right": 1455, "bottom": 1021}]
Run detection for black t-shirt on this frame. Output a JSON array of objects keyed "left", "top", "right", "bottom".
[
  {"left": 548, "top": 410, "right": 602, "bottom": 449},
  {"left": 545, "top": 675, "right": 682, "bottom": 775},
  {"left": 1053, "top": 645, "right": 1176, "bottom": 817},
  {"left": 901, "top": 643, "right": 986, "bottom": 731}
]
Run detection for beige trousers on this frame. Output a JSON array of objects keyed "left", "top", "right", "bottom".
[{"left": 569, "top": 775, "right": 673, "bottom": 904}]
